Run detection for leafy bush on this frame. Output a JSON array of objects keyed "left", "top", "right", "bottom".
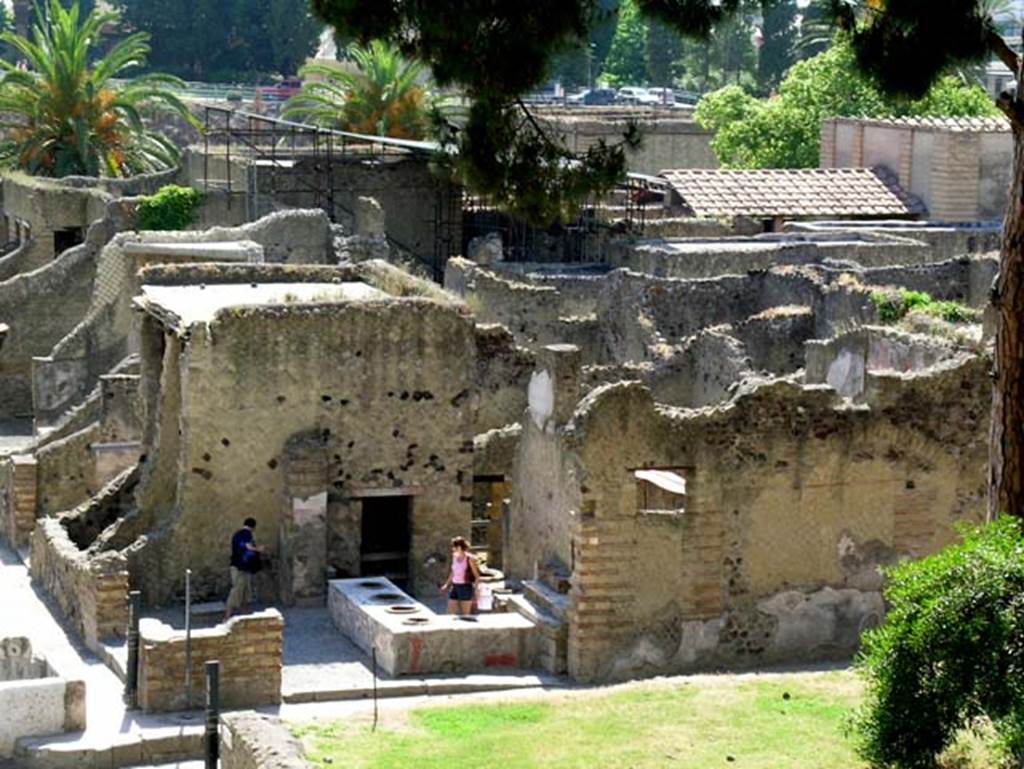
[
  {"left": 695, "top": 38, "right": 1000, "bottom": 169},
  {"left": 136, "top": 185, "right": 203, "bottom": 231},
  {"left": 870, "top": 289, "right": 979, "bottom": 325},
  {"left": 853, "top": 518, "right": 1024, "bottom": 769}
]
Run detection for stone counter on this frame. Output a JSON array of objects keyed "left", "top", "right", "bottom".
[
  {"left": 0, "top": 637, "right": 86, "bottom": 758},
  {"left": 328, "top": 578, "right": 538, "bottom": 676}
]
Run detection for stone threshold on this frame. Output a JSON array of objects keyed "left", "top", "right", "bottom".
[{"left": 282, "top": 670, "right": 563, "bottom": 704}]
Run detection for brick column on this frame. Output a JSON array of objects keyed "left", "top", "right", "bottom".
[
  {"left": 930, "top": 131, "right": 981, "bottom": 221},
  {"left": 10, "top": 454, "right": 37, "bottom": 548},
  {"left": 279, "top": 436, "right": 328, "bottom": 606}
]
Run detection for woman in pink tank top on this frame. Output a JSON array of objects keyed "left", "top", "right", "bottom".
[{"left": 440, "top": 535, "right": 481, "bottom": 615}]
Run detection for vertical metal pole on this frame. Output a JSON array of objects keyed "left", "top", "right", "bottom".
[
  {"left": 124, "top": 590, "right": 142, "bottom": 707},
  {"left": 205, "top": 660, "right": 220, "bottom": 769},
  {"left": 371, "top": 647, "right": 379, "bottom": 732},
  {"left": 185, "top": 568, "right": 193, "bottom": 710}
]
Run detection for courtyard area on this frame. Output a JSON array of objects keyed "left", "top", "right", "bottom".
[{"left": 293, "top": 668, "right": 994, "bottom": 769}]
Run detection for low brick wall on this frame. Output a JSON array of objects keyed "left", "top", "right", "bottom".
[
  {"left": 2, "top": 455, "right": 37, "bottom": 548},
  {"left": 138, "top": 610, "right": 283, "bottom": 712},
  {"left": 221, "top": 713, "right": 309, "bottom": 769},
  {"left": 29, "top": 518, "right": 129, "bottom": 650}
]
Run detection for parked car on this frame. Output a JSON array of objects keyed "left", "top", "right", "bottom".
[
  {"left": 616, "top": 86, "right": 660, "bottom": 105},
  {"left": 566, "top": 88, "right": 617, "bottom": 106},
  {"left": 257, "top": 78, "right": 303, "bottom": 103},
  {"left": 646, "top": 87, "right": 676, "bottom": 105}
]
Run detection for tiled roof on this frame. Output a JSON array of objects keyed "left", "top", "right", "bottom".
[
  {"left": 659, "top": 167, "right": 927, "bottom": 219},
  {"left": 827, "top": 115, "right": 1009, "bottom": 133}
]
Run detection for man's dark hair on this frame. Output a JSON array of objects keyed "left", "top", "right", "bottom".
[{"left": 244, "top": 517, "right": 257, "bottom": 528}]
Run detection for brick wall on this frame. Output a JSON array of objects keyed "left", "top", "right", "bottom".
[
  {"left": 30, "top": 517, "right": 129, "bottom": 650},
  {"left": 137, "top": 610, "right": 283, "bottom": 712},
  {"left": 931, "top": 132, "right": 982, "bottom": 220},
  {"left": 2, "top": 454, "right": 36, "bottom": 548}
]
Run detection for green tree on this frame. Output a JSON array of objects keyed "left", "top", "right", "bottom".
[
  {"left": 695, "top": 39, "right": 999, "bottom": 168},
  {"left": 646, "top": 20, "right": 684, "bottom": 87},
  {"left": 854, "top": 518, "right": 1024, "bottom": 767},
  {"left": 602, "top": 0, "right": 648, "bottom": 85},
  {"left": 284, "top": 41, "right": 430, "bottom": 140},
  {"left": 0, "top": 0, "right": 192, "bottom": 177},
  {"left": 795, "top": 0, "right": 838, "bottom": 59},
  {"left": 115, "top": 0, "right": 321, "bottom": 81},
  {"left": 756, "top": 0, "right": 797, "bottom": 93}
]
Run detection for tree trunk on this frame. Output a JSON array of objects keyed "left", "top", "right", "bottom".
[{"left": 990, "top": 124, "right": 1024, "bottom": 519}]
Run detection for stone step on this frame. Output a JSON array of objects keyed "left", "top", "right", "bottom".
[
  {"left": 523, "top": 580, "right": 570, "bottom": 622},
  {"left": 15, "top": 721, "right": 204, "bottom": 769}
]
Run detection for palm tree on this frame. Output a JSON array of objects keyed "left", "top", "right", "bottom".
[
  {"left": 283, "top": 40, "right": 431, "bottom": 140},
  {"left": 0, "top": 0, "right": 194, "bottom": 178}
]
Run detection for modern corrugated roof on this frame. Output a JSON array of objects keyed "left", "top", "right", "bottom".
[{"left": 659, "top": 167, "right": 927, "bottom": 219}]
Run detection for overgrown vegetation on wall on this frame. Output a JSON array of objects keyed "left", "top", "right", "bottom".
[
  {"left": 136, "top": 185, "right": 203, "bottom": 231},
  {"left": 854, "top": 518, "right": 1024, "bottom": 768},
  {"left": 870, "top": 289, "right": 979, "bottom": 325}
]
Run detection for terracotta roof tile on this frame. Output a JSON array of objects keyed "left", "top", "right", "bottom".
[
  {"left": 827, "top": 116, "right": 1009, "bottom": 132},
  {"left": 658, "top": 167, "right": 927, "bottom": 219}
]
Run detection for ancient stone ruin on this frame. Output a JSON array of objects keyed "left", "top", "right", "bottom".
[{"left": 0, "top": 106, "right": 1002, "bottom": 763}]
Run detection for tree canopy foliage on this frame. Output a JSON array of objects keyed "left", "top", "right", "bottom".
[
  {"left": 855, "top": 518, "right": 1024, "bottom": 768},
  {"left": 284, "top": 41, "right": 431, "bottom": 140},
  {"left": 0, "top": 0, "right": 192, "bottom": 177},
  {"left": 115, "top": 0, "right": 322, "bottom": 82},
  {"left": 695, "top": 39, "right": 1000, "bottom": 168}
]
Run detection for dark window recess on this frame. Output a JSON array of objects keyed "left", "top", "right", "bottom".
[
  {"left": 53, "top": 227, "right": 84, "bottom": 257},
  {"left": 360, "top": 496, "right": 411, "bottom": 589}
]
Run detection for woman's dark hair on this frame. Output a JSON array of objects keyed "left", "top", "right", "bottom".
[
  {"left": 450, "top": 535, "right": 469, "bottom": 551},
  {"left": 244, "top": 517, "right": 257, "bottom": 528}
]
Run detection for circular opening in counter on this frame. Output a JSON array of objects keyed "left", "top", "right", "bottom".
[
  {"left": 386, "top": 605, "right": 419, "bottom": 614},
  {"left": 359, "top": 580, "right": 384, "bottom": 588},
  {"left": 403, "top": 617, "right": 429, "bottom": 626},
  {"left": 372, "top": 592, "right": 405, "bottom": 602}
]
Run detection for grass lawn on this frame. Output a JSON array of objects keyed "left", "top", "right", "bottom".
[{"left": 293, "top": 668, "right": 994, "bottom": 769}]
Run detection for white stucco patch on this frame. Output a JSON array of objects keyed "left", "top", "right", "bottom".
[{"left": 528, "top": 369, "right": 554, "bottom": 430}]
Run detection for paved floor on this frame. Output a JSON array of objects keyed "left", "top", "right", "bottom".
[
  {"left": 0, "top": 419, "right": 34, "bottom": 457},
  {"left": 0, "top": 543, "right": 203, "bottom": 762}
]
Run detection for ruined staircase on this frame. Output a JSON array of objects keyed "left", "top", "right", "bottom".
[{"left": 507, "top": 576, "right": 570, "bottom": 675}]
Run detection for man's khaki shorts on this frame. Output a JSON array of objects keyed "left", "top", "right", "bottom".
[{"left": 225, "top": 566, "right": 254, "bottom": 611}]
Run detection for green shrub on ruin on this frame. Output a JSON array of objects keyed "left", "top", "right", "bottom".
[
  {"left": 136, "top": 185, "right": 204, "bottom": 231},
  {"left": 870, "top": 289, "right": 979, "bottom": 325},
  {"left": 853, "top": 517, "right": 1024, "bottom": 768}
]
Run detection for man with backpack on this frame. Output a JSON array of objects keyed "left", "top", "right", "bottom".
[{"left": 224, "top": 517, "right": 265, "bottom": 620}]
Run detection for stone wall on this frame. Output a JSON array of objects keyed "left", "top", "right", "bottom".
[
  {"left": 606, "top": 230, "right": 951, "bottom": 279},
  {"left": 509, "top": 350, "right": 989, "bottom": 682},
  {"left": 535, "top": 107, "right": 717, "bottom": 174},
  {"left": 30, "top": 517, "right": 129, "bottom": 650},
  {"left": 0, "top": 638, "right": 86, "bottom": 758},
  {"left": 2, "top": 173, "right": 110, "bottom": 270},
  {"left": 129, "top": 291, "right": 477, "bottom": 606},
  {"left": 0, "top": 241, "right": 97, "bottom": 418},
  {"left": 221, "top": 713, "right": 309, "bottom": 769},
  {"left": 137, "top": 610, "right": 283, "bottom": 712},
  {"left": 33, "top": 209, "right": 328, "bottom": 425}
]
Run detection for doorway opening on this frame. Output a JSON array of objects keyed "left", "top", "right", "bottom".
[
  {"left": 53, "top": 226, "right": 84, "bottom": 257},
  {"left": 360, "top": 495, "right": 411, "bottom": 589}
]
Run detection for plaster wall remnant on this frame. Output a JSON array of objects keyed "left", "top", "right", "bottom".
[
  {"left": 508, "top": 346, "right": 989, "bottom": 682},
  {"left": 119, "top": 265, "right": 476, "bottom": 606}
]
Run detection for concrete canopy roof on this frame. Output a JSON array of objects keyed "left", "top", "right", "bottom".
[
  {"left": 134, "top": 281, "right": 387, "bottom": 331},
  {"left": 659, "top": 167, "right": 927, "bottom": 219}
]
